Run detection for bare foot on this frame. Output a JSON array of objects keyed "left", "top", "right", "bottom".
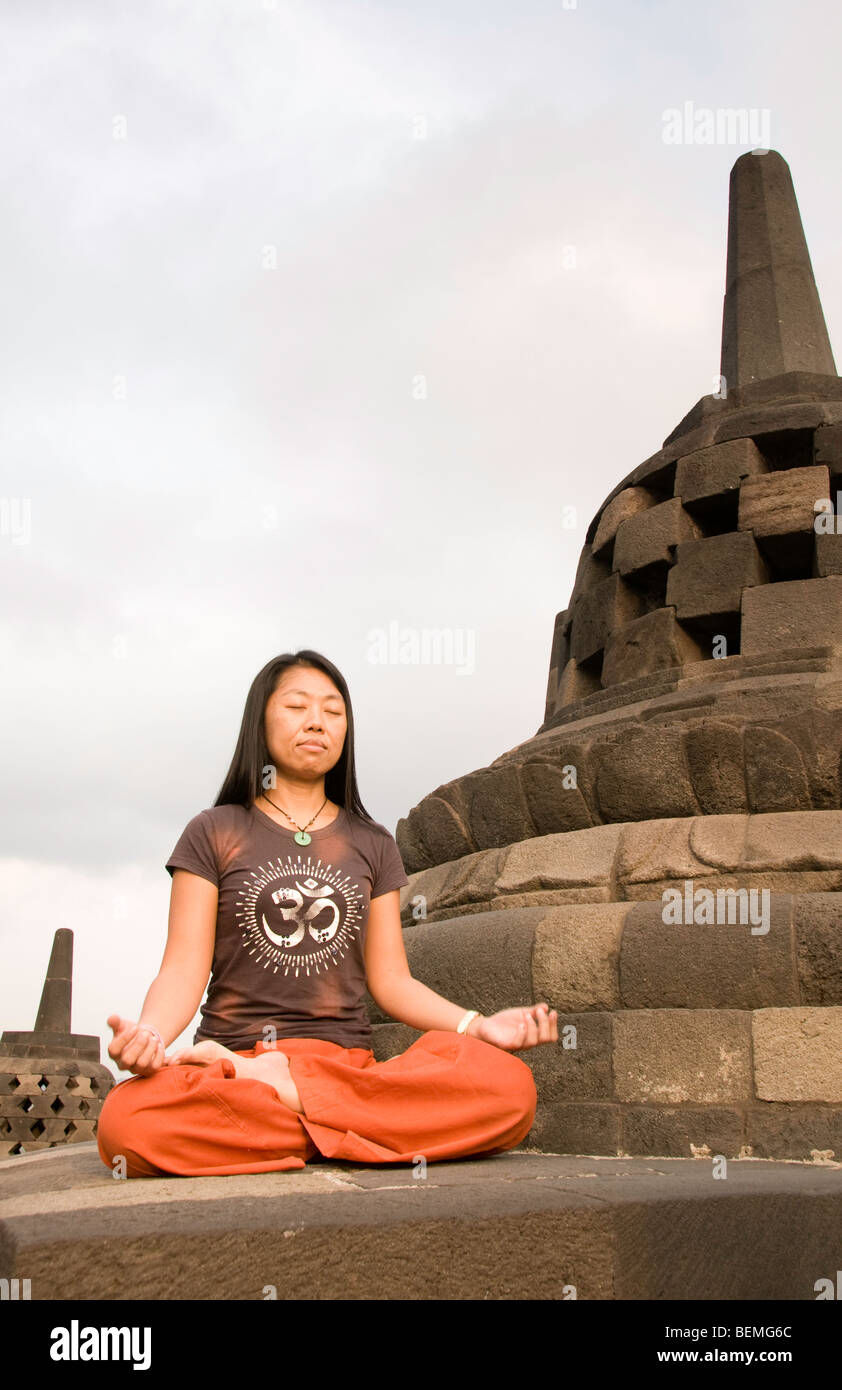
[
  {"left": 163, "top": 1041, "right": 304, "bottom": 1113},
  {"left": 232, "top": 1050, "right": 305, "bottom": 1113},
  {"left": 163, "top": 1040, "right": 236, "bottom": 1067}
]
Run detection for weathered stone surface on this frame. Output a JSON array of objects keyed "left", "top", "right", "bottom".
[
  {"left": 522, "top": 1015, "right": 612, "bottom": 1101},
  {"left": 6, "top": 1141, "right": 842, "bottom": 1301},
  {"left": 569, "top": 573, "right": 647, "bottom": 664},
  {"left": 720, "top": 151, "right": 837, "bottom": 388},
  {"left": 616, "top": 817, "right": 717, "bottom": 891},
  {"left": 527, "top": 1102, "right": 620, "bottom": 1156},
  {"left": 412, "top": 794, "right": 473, "bottom": 868},
  {"left": 716, "top": 401, "right": 837, "bottom": 444},
  {"left": 592, "top": 486, "right": 660, "bottom": 557},
  {"left": 613, "top": 1010, "right": 753, "bottom": 1103},
  {"left": 543, "top": 610, "right": 570, "bottom": 721},
  {"left": 394, "top": 812, "right": 431, "bottom": 876},
  {"left": 401, "top": 812, "right": 842, "bottom": 919},
  {"left": 743, "top": 810, "right": 842, "bottom": 870},
  {"left": 532, "top": 903, "right": 630, "bottom": 1010},
  {"left": 592, "top": 727, "right": 698, "bottom": 823},
  {"left": 745, "top": 726, "right": 812, "bottom": 812},
  {"left": 741, "top": 576, "right": 842, "bottom": 656},
  {"left": 618, "top": 895, "right": 797, "bottom": 1009},
  {"left": 568, "top": 544, "right": 612, "bottom": 605},
  {"left": 739, "top": 462, "right": 830, "bottom": 530},
  {"left": 613, "top": 497, "right": 702, "bottom": 577},
  {"left": 814, "top": 422, "right": 842, "bottom": 485},
  {"left": 685, "top": 722, "right": 750, "bottom": 814},
  {"left": 793, "top": 892, "right": 842, "bottom": 1004},
  {"left": 621, "top": 1107, "right": 745, "bottom": 1159},
  {"left": 601, "top": 608, "right": 704, "bottom": 687},
  {"left": 753, "top": 1007, "right": 842, "bottom": 1101},
  {"left": 396, "top": 847, "right": 508, "bottom": 927},
  {"left": 666, "top": 531, "right": 769, "bottom": 627},
  {"left": 519, "top": 760, "right": 594, "bottom": 835},
  {"left": 0, "top": 1057, "right": 113, "bottom": 1157},
  {"left": 401, "top": 908, "right": 545, "bottom": 1022},
  {"left": 746, "top": 1103, "right": 842, "bottom": 1160},
  {"left": 369, "top": 1020, "right": 423, "bottom": 1057},
  {"left": 814, "top": 533, "right": 842, "bottom": 576},
  {"left": 674, "top": 437, "right": 768, "bottom": 508},
  {"left": 463, "top": 767, "right": 532, "bottom": 852},
  {"left": 688, "top": 813, "right": 751, "bottom": 867},
  {"left": 771, "top": 707, "right": 842, "bottom": 810},
  {"left": 556, "top": 655, "right": 601, "bottom": 708},
  {"left": 738, "top": 371, "right": 842, "bottom": 406},
  {"left": 499, "top": 825, "right": 623, "bottom": 898}
]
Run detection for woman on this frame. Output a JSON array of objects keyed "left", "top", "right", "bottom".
[{"left": 97, "top": 649, "right": 558, "bottom": 1178}]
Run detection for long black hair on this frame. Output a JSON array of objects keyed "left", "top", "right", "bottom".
[{"left": 213, "top": 650, "right": 380, "bottom": 828}]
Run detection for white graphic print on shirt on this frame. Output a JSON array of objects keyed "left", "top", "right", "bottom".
[{"left": 236, "top": 850, "right": 365, "bottom": 979}]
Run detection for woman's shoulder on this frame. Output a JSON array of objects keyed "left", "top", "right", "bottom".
[{"left": 185, "top": 802, "right": 252, "bottom": 831}]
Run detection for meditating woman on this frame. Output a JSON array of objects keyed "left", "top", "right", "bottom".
[{"left": 97, "top": 649, "right": 558, "bottom": 1178}]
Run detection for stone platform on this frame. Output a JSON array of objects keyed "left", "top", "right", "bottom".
[{"left": 1, "top": 1140, "right": 840, "bottom": 1300}]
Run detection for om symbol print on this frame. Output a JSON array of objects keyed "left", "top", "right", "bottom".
[
  {"left": 239, "top": 854, "right": 363, "bottom": 976},
  {"left": 262, "top": 876, "right": 340, "bottom": 948}
]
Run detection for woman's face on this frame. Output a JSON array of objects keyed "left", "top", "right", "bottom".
[{"left": 263, "top": 666, "right": 347, "bottom": 781}]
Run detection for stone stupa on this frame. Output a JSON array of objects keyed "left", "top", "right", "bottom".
[
  {"left": 371, "top": 149, "right": 842, "bottom": 1162},
  {"left": 0, "top": 929, "right": 114, "bottom": 1156}
]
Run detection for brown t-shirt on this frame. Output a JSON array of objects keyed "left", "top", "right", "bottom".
[{"left": 165, "top": 801, "right": 409, "bottom": 1051}]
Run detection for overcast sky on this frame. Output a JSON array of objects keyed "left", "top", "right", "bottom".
[{"left": 2, "top": 0, "right": 840, "bottom": 1068}]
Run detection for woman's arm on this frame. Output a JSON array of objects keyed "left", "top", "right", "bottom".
[
  {"left": 138, "top": 869, "right": 217, "bottom": 1043},
  {"left": 364, "top": 890, "right": 484, "bottom": 1035},
  {"left": 135, "top": 967, "right": 205, "bottom": 1049},
  {"left": 107, "top": 869, "right": 218, "bottom": 1074},
  {"left": 364, "top": 890, "right": 558, "bottom": 1051}
]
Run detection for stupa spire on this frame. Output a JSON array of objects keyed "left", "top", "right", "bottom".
[
  {"left": 719, "top": 149, "right": 836, "bottom": 389},
  {"left": 33, "top": 927, "right": 73, "bottom": 1034}
]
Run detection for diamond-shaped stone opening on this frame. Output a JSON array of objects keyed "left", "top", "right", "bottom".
[
  {"left": 622, "top": 564, "right": 670, "bottom": 615},
  {"left": 8, "top": 1076, "right": 21, "bottom": 1091},
  {"left": 753, "top": 427, "right": 813, "bottom": 472},
  {"left": 10, "top": 1142, "right": 24, "bottom": 1154},
  {"left": 29, "top": 1119, "right": 45, "bottom": 1138},
  {"left": 0, "top": 1119, "right": 11, "bottom": 1134},
  {"left": 17, "top": 1097, "right": 34, "bottom": 1113},
  {"left": 63, "top": 1121, "right": 77, "bottom": 1137},
  {"left": 50, "top": 1096, "right": 65, "bottom": 1113},
  {"left": 90, "top": 1076, "right": 100, "bottom": 1093},
  {"left": 577, "top": 647, "right": 604, "bottom": 686},
  {"left": 754, "top": 532, "right": 816, "bottom": 583},
  {"left": 38, "top": 1076, "right": 49, "bottom": 1091},
  {"left": 65, "top": 1075, "right": 80, "bottom": 1091},
  {"left": 682, "top": 491, "right": 740, "bottom": 537},
  {"left": 78, "top": 1099, "right": 90, "bottom": 1116},
  {"left": 679, "top": 610, "right": 742, "bottom": 658}
]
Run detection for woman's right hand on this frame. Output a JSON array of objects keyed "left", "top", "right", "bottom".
[{"left": 106, "top": 1014, "right": 166, "bottom": 1076}]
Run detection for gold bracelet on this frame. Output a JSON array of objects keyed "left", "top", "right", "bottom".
[{"left": 456, "top": 1010, "right": 480, "bottom": 1035}]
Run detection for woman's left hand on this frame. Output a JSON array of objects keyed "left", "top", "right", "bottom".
[{"left": 472, "top": 1003, "right": 558, "bottom": 1052}]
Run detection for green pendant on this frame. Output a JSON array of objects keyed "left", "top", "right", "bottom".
[{"left": 295, "top": 831, "right": 311, "bottom": 845}]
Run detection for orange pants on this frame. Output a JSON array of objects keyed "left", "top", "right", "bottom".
[{"left": 96, "top": 1031, "right": 538, "bottom": 1178}]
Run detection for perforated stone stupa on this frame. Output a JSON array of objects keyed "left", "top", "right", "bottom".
[
  {"left": 0, "top": 929, "right": 114, "bottom": 1156},
  {"left": 373, "top": 150, "right": 842, "bottom": 1161}
]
